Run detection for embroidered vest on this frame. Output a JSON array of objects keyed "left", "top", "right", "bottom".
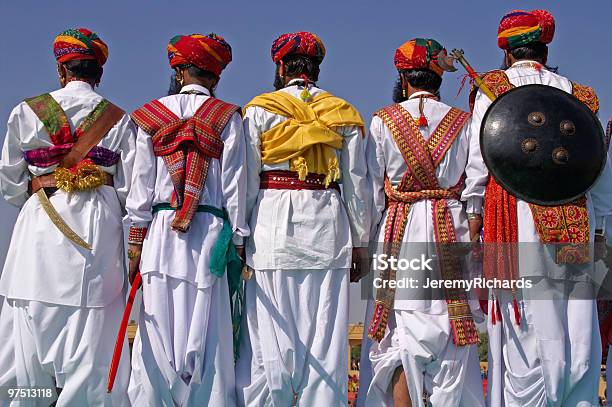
[{"left": 470, "top": 70, "right": 596, "bottom": 285}]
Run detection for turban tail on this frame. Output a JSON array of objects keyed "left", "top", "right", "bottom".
[
  {"left": 498, "top": 9, "right": 555, "bottom": 50},
  {"left": 167, "top": 34, "right": 232, "bottom": 77},
  {"left": 53, "top": 28, "right": 108, "bottom": 66},
  {"left": 271, "top": 31, "right": 326, "bottom": 64},
  {"left": 394, "top": 38, "right": 445, "bottom": 76}
]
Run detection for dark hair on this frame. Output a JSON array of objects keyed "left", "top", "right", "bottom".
[
  {"left": 274, "top": 55, "right": 320, "bottom": 90},
  {"left": 508, "top": 42, "right": 548, "bottom": 62},
  {"left": 183, "top": 65, "right": 218, "bottom": 82},
  {"left": 167, "top": 64, "right": 218, "bottom": 96},
  {"left": 62, "top": 60, "right": 103, "bottom": 81},
  {"left": 501, "top": 42, "right": 557, "bottom": 72},
  {"left": 393, "top": 69, "right": 442, "bottom": 102}
]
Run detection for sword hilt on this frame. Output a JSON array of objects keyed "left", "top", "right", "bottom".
[{"left": 451, "top": 49, "right": 497, "bottom": 102}]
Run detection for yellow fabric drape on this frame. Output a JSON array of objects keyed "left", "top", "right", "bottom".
[{"left": 245, "top": 91, "right": 365, "bottom": 185}]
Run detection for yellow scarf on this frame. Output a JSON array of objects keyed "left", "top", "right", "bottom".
[{"left": 245, "top": 91, "right": 364, "bottom": 186}]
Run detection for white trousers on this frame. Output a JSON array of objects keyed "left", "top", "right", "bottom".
[
  {"left": 0, "top": 297, "right": 16, "bottom": 406},
  {"left": 128, "top": 273, "right": 235, "bottom": 407},
  {"left": 236, "top": 269, "right": 349, "bottom": 406},
  {"left": 486, "top": 290, "right": 600, "bottom": 407},
  {"left": 367, "top": 310, "right": 485, "bottom": 407},
  {"left": 0, "top": 292, "right": 129, "bottom": 407}
]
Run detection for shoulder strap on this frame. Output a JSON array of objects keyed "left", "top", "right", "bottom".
[
  {"left": 427, "top": 107, "right": 471, "bottom": 167},
  {"left": 25, "top": 93, "right": 73, "bottom": 145},
  {"left": 60, "top": 102, "right": 125, "bottom": 168},
  {"left": 193, "top": 97, "right": 241, "bottom": 138},
  {"left": 469, "top": 70, "right": 514, "bottom": 112},
  {"left": 375, "top": 103, "right": 438, "bottom": 190},
  {"left": 131, "top": 99, "right": 180, "bottom": 136},
  {"left": 571, "top": 82, "right": 599, "bottom": 114},
  {"left": 188, "top": 98, "right": 241, "bottom": 159}
]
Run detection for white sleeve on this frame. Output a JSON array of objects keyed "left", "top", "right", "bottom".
[
  {"left": 111, "top": 115, "right": 137, "bottom": 213},
  {"left": 244, "top": 106, "right": 263, "bottom": 223},
  {"left": 593, "top": 143, "right": 612, "bottom": 241},
  {"left": 461, "top": 90, "right": 492, "bottom": 215},
  {"left": 367, "top": 117, "right": 387, "bottom": 239},
  {"left": 340, "top": 125, "right": 372, "bottom": 247},
  {"left": 0, "top": 104, "right": 32, "bottom": 207},
  {"left": 221, "top": 112, "right": 250, "bottom": 245},
  {"left": 125, "top": 126, "right": 156, "bottom": 228}
]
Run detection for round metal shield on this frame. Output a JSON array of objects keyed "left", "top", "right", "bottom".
[{"left": 480, "top": 84, "right": 605, "bottom": 206}]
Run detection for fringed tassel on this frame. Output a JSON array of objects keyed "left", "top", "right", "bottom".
[
  {"left": 171, "top": 217, "right": 191, "bottom": 233},
  {"left": 368, "top": 301, "right": 389, "bottom": 342},
  {"left": 513, "top": 295, "right": 521, "bottom": 326},
  {"left": 299, "top": 74, "right": 312, "bottom": 101},
  {"left": 450, "top": 318, "right": 479, "bottom": 346},
  {"left": 292, "top": 157, "right": 308, "bottom": 180},
  {"left": 324, "top": 156, "right": 340, "bottom": 187},
  {"left": 417, "top": 96, "right": 428, "bottom": 127},
  {"left": 490, "top": 298, "right": 496, "bottom": 325}
]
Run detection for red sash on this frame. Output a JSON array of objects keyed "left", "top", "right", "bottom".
[
  {"left": 132, "top": 97, "right": 239, "bottom": 232},
  {"left": 367, "top": 103, "right": 478, "bottom": 346}
]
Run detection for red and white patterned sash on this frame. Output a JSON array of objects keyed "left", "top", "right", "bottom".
[
  {"left": 368, "top": 104, "right": 478, "bottom": 346},
  {"left": 132, "top": 97, "right": 239, "bottom": 232}
]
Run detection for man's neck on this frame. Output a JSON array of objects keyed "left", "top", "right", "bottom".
[{"left": 183, "top": 80, "right": 212, "bottom": 92}]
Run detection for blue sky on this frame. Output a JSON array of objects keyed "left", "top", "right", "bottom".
[{"left": 0, "top": 1, "right": 609, "bottom": 321}]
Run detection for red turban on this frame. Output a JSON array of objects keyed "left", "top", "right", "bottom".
[
  {"left": 497, "top": 9, "right": 555, "bottom": 50},
  {"left": 167, "top": 34, "right": 232, "bottom": 77},
  {"left": 53, "top": 28, "right": 108, "bottom": 66},
  {"left": 271, "top": 32, "right": 326, "bottom": 64},
  {"left": 394, "top": 38, "right": 445, "bottom": 76}
]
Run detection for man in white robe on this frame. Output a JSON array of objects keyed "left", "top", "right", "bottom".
[
  {"left": 126, "top": 33, "right": 248, "bottom": 406},
  {"left": 0, "top": 28, "right": 135, "bottom": 406},
  {"left": 467, "top": 9, "right": 612, "bottom": 406},
  {"left": 364, "top": 38, "right": 484, "bottom": 407},
  {"left": 235, "top": 31, "right": 371, "bottom": 406}
]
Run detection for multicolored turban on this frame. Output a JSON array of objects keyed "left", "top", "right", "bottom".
[
  {"left": 394, "top": 38, "right": 445, "bottom": 76},
  {"left": 53, "top": 28, "right": 108, "bottom": 66},
  {"left": 497, "top": 9, "right": 555, "bottom": 50},
  {"left": 167, "top": 33, "right": 232, "bottom": 77},
  {"left": 271, "top": 32, "right": 326, "bottom": 64}
]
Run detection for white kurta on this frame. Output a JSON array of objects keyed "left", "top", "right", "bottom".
[
  {"left": 236, "top": 81, "right": 370, "bottom": 406},
  {"left": 468, "top": 61, "right": 612, "bottom": 407},
  {"left": 365, "top": 93, "right": 484, "bottom": 407},
  {"left": 126, "top": 84, "right": 248, "bottom": 406},
  {"left": 0, "top": 80, "right": 135, "bottom": 406}
]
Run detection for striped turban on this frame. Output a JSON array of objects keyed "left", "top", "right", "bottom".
[
  {"left": 498, "top": 9, "right": 555, "bottom": 50},
  {"left": 271, "top": 32, "right": 326, "bottom": 64},
  {"left": 53, "top": 28, "right": 108, "bottom": 66},
  {"left": 167, "top": 34, "right": 232, "bottom": 77},
  {"left": 394, "top": 38, "right": 445, "bottom": 76}
]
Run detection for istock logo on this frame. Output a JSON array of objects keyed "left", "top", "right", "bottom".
[{"left": 372, "top": 254, "right": 434, "bottom": 271}]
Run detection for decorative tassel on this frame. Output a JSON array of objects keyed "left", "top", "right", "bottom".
[
  {"left": 368, "top": 301, "right": 389, "bottom": 342},
  {"left": 490, "top": 298, "right": 496, "bottom": 325},
  {"left": 292, "top": 157, "right": 308, "bottom": 180},
  {"left": 324, "top": 156, "right": 340, "bottom": 187},
  {"left": 299, "top": 74, "right": 312, "bottom": 101},
  {"left": 417, "top": 96, "right": 428, "bottom": 127},
  {"left": 513, "top": 296, "right": 521, "bottom": 326}
]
